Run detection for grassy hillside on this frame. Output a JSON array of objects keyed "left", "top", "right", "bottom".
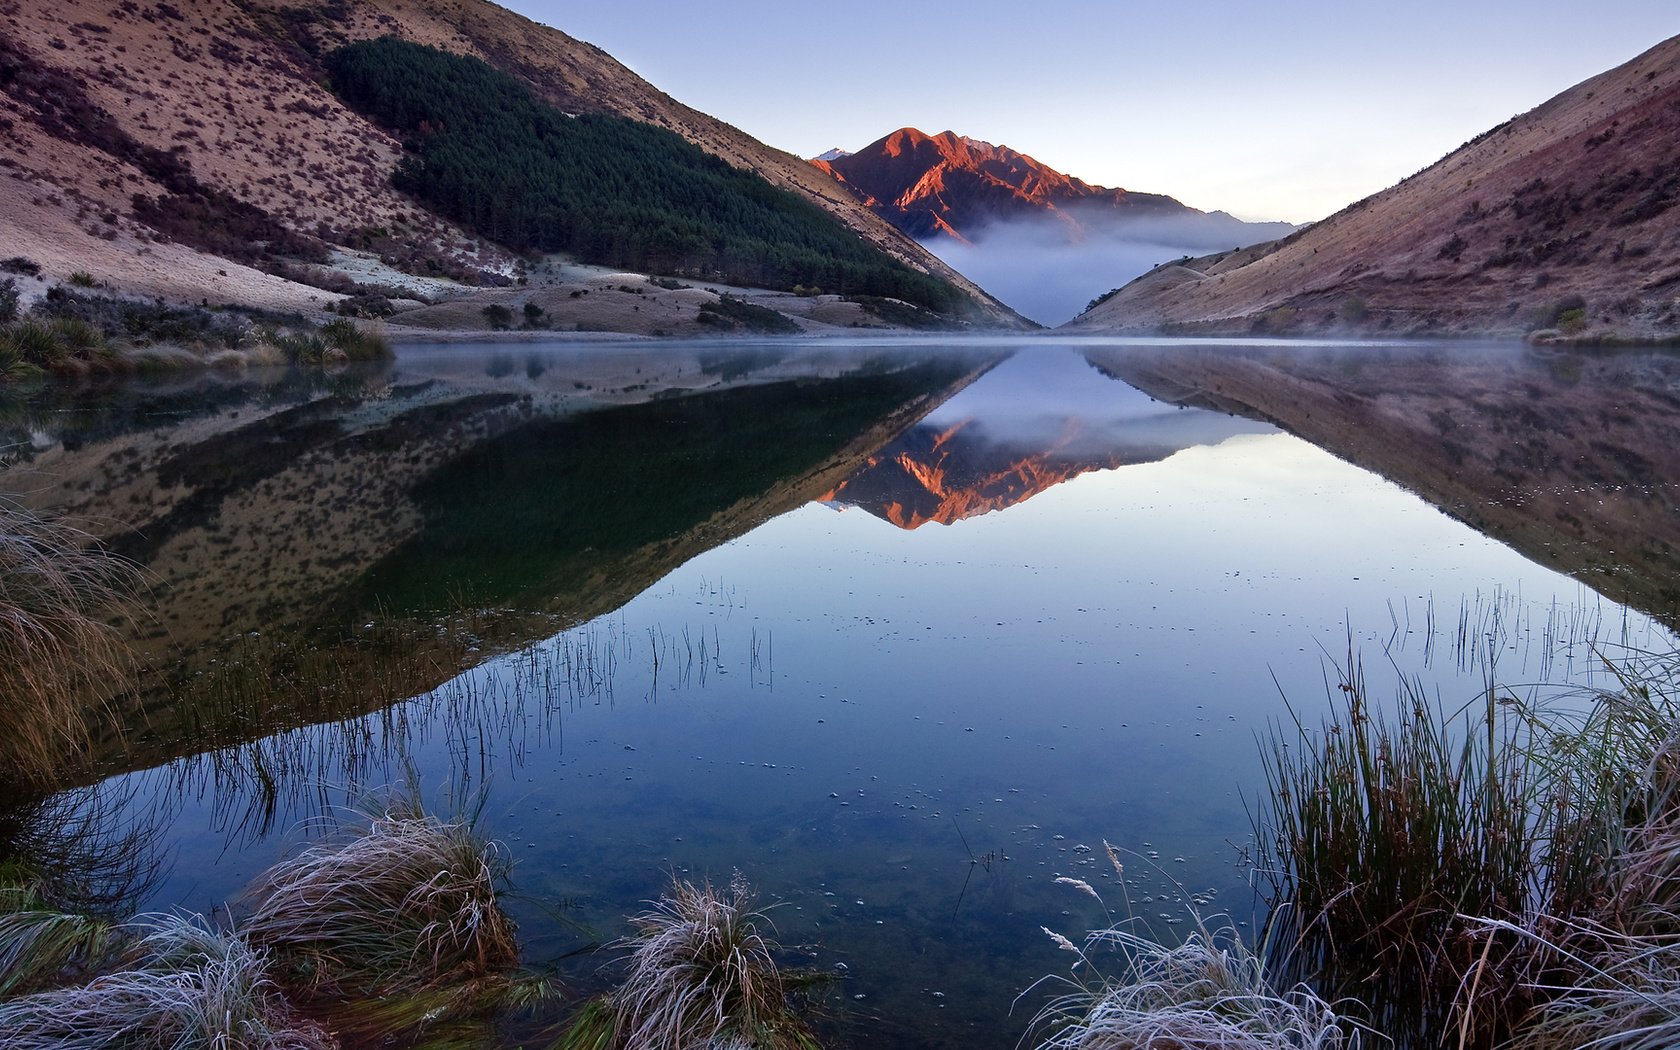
[
  {"left": 326, "top": 38, "right": 965, "bottom": 313},
  {"left": 0, "top": 0, "right": 1020, "bottom": 328},
  {"left": 1070, "top": 34, "right": 1680, "bottom": 339}
]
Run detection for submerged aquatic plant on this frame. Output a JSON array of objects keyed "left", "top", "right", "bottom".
[
  {"left": 239, "top": 792, "right": 526, "bottom": 1040},
  {"left": 561, "top": 872, "right": 820, "bottom": 1050}
]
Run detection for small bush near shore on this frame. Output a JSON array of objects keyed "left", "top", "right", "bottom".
[
  {"left": 697, "top": 294, "right": 802, "bottom": 335},
  {"left": 847, "top": 294, "right": 954, "bottom": 330},
  {"left": 0, "top": 285, "right": 391, "bottom": 382}
]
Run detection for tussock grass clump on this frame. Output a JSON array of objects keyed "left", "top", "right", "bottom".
[
  {"left": 0, "top": 886, "right": 122, "bottom": 999},
  {"left": 0, "top": 912, "right": 333, "bottom": 1050},
  {"left": 255, "top": 319, "right": 389, "bottom": 366},
  {"left": 319, "top": 316, "right": 390, "bottom": 361},
  {"left": 561, "top": 873, "right": 820, "bottom": 1050},
  {"left": 0, "top": 316, "right": 122, "bottom": 379},
  {"left": 240, "top": 795, "right": 524, "bottom": 1039},
  {"left": 1494, "top": 914, "right": 1680, "bottom": 1050},
  {"left": 0, "top": 498, "right": 141, "bottom": 791},
  {"left": 1499, "top": 681, "right": 1680, "bottom": 1050},
  {"left": 0, "top": 792, "right": 537, "bottom": 1047},
  {"left": 1029, "top": 923, "right": 1357, "bottom": 1050},
  {"left": 1027, "top": 845, "right": 1358, "bottom": 1050}
]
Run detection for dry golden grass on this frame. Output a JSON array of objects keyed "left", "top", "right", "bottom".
[{"left": 0, "top": 496, "right": 141, "bottom": 792}]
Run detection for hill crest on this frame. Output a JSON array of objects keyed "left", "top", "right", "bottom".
[{"left": 1070, "top": 34, "right": 1680, "bottom": 339}]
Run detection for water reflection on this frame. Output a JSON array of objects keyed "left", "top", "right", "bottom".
[
  {"left": 3, "top": 338, "right": 1679, "bottom": 1049},
  {"left": 1088, "top": 340, "right": 1680, "bottom": 629},
  {"left": 2, "top": 342, "right": 994, "bottom": 792},
  {"left": 824, "top": 350, "right": 1272, "bottom": 527}
]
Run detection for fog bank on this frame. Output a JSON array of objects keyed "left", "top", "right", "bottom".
[{"left": 927, "top": 211, "right": 1294, "bottom": 327}]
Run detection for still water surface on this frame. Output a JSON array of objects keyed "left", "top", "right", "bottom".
[{"left": 5, "top": 337, "right": 1675, "bottom": 1047}]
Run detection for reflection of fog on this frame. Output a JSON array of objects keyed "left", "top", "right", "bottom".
[{"left": 922, "top": 348, "right": 1273, "bottom": 461}]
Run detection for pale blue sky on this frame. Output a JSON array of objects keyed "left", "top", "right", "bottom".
[{"left": 501, "top": 1, "right": 1675, "bottom": 223}]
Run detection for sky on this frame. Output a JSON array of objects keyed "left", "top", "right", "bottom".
[{"left": 499, "top": 1, "right": 1675, "bottom": 224}]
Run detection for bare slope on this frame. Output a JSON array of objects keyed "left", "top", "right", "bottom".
[
  {"left": 1071, "top": 35, "right": 1680, "bottom": 339},
  {"left": 0, "top": 1, "right": 1015, "bottom": 326}
]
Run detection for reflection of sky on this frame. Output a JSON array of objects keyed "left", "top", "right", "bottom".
[
  {"left": 921, "top": 347, "right": 1273, "bottom": 457},
  {"left": 133, "top": 392, "right": 1670, "bottom": 1049}
]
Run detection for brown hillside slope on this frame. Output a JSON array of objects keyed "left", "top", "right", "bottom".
[
  {"left": 1070, "top": 35, "right": 1680, "bottom": 340},
  {"left": 0, "top": 0, "right": 1014, "bottom": 322}
]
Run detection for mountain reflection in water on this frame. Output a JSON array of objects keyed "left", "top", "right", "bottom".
[
  {"left": 2, "top": 337, "right": 1677, "bottom": 1050},
  {"left": 823, "top": 350, "right": 1272, "bottom": 527}
]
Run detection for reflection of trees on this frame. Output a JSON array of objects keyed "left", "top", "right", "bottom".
[
  {"left": 0, "top": 780, "right": 169, "bottom": 920},
  {"left": 35, "top": 352, "right": 989, "bottom": 795},
  {"left": 10, "top": 345, "right": 996, "bottom": 870},
  {"left": 0, "top": 362, "right": 396, "bottom": 466}
]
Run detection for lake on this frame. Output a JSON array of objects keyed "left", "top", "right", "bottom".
[{"left": 3, "top": 336, "right": 1677, "bottom": 1048}]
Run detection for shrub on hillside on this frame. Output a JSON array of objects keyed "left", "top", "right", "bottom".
[{"left": 697, "top": 294, "right": 801, "bottom": 335}]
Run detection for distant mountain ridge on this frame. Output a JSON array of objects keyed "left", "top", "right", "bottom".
[
  {"left": 810, "top": 126, "right": 1294, "bottom": 325},
  {"left": 1070, "top": 34, "right": 1680, "bottom": 339},
  {"left": 812, "top": 127, "right": 1293, "bottom": 246}
]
